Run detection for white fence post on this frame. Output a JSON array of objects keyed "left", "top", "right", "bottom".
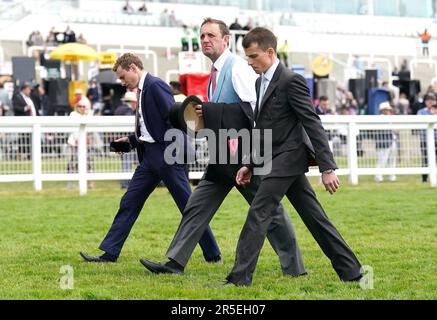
[
  {"left": 32, "top": 123, "right": 42, "bottom": 191},
  {"left": 427, "top": 124, "right": 437, "bottom": 187},
  {"left": 77, "top": 123, "right": 88, "bottom": 195},
  {"left": 348, "top": 121, "right": 359, "bottom": 185}
]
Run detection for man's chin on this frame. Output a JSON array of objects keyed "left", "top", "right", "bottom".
[{"left": 202, "top": 51, "right": 213, "bottom": 58}]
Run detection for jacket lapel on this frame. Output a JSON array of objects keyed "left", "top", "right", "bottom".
[
  {"left": 140, "top": 73, "right": 152, "bottom": 131},
  {"left": 256, "top": 62, "right": 283, "bottom": 122},
  {"left": 260, "top": 63, "right": 282, "bottom": 108},
  {"left": 211, "top": 57, "right": 232, "bottom": 102}
]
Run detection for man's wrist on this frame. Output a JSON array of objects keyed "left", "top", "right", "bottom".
[{"left": 323, "top": 169, "right": 335, "bottom": 174}]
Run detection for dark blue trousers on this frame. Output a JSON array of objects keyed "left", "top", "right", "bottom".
[{"left": 99, "top": 143, "right": 220, "bottom": 260}]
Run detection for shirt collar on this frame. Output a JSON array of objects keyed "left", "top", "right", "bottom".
[
  {"left": 21, "top": 92, "right": 31, "bottom": 101},
  {"left": 213, "top": 49, "right": 231, "bottom": 71},
  {"left": 138, "top": 71, "right": 148, "bottom": 91},
  {"left": 262, "top": 58, "right": 280, "bottom": 82}
]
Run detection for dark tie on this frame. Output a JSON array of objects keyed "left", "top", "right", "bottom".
[
  {"left": 254, "top": 75, "right": 267, "bottom": 121},
  {"left": 134, "top": 88, "right": 141, "bottom": 142},
  {"left": 210, "top": 64, "right": 217, "bottom": 98}
]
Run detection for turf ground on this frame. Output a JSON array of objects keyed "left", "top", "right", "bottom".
[{"left": 0, "top": 176, "right": 436, "bottom": 300}]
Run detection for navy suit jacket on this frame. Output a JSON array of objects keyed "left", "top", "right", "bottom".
[{"left": 128, "top": 73, "right": 192, "bottom": 163}]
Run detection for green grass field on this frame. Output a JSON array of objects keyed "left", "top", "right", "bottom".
[{"left": 0, "top": 176, "right": 436, "bottom": 300}]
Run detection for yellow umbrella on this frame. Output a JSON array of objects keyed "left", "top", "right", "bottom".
[
  {"left": 50, "top": 43, "right": 98, "bottom": 62},
  {"left": 311, "top": 55, "right": 334, "bottom": 77}
]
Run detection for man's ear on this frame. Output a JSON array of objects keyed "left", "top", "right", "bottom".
[
  {"left": 223, "top": 34, "right": 231, "bottom": 46},
  {"left": 267, "top": 47, "right": 276, "bottom": 57}
]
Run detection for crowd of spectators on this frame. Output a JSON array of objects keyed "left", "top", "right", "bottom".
[
  {"left": 122, "top": 1, "right": 179, "bottom": 27},
  {"left": 122, "top": 0, "right": 148, "bottom": 15},
  {"left": 27, "top": 26, "right": 86, "bottom": 49}
]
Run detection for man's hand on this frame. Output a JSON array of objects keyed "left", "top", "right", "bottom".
[
  {"left": 115, "top": 137, "right": 129, "bottom": 143},
  {"left": 236, "top": 166, "right": 252, "bottom": 186},
  {"left": 194, "top": 104, "right": 203, "bottom": 118},
  {"left": 322, "top": 171, "right": 340, "bottom": 195},
  {"left": 115, "top": 137, "right": 129, "bottom": 155}
]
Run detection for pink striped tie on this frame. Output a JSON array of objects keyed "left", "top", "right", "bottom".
[{"left": 228, "top": 138, "right": 238, "bottom": 157}]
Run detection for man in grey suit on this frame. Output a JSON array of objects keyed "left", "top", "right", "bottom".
[
  {"left": 139, "top": 18, "right": 306, "bottom": 277},
  {"left": 225, "top": 27, "right": 363, "bottom": 286}
]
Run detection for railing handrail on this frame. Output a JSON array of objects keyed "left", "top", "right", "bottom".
[
  {"left": 1, "top": 115, "right": 437, "bottom": 194},
  {"left": 2, "top": 115, "right": 437, "bottom": 126}
]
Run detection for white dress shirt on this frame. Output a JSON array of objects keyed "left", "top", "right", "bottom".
[
  {"left": 210, "top": 49, "right": 258, "bottom": 111},
  {"left": 137, "top": 72, "right": 155, "bottom": 143},
  {"left": 21, "top": 93, "right": 37, "bottom": 116}
]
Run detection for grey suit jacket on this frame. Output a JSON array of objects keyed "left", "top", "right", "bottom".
[{"left": 253, "top": 62, "right": 337, "bottom": 177}]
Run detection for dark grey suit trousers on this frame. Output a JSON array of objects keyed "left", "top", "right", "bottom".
[
  {"left": 166, "top": 176, "right": 306, "bottom": 276},
  {"left": 227, "top": 174, "right": 362, "bottom": 286}
]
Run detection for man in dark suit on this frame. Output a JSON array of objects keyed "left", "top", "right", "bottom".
[
  {"left": 80, "top": 53, "right": 220, "bottom": 263},
  {"left": 224, "top": 27, "right": 363, "bottom": 286},
  {"left": 12, "top": 83, "right": 37, "bottom": 158},
  {"left": 139, "top": 18, "right": 306, "bottom": 277},
  {"left": 12, "top": 83, "right": 37, "bottom": 116}
]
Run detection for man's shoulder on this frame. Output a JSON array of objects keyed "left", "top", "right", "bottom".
[
  {"left": 12, "top": 92, "right": 24, "bottom": 102},
  {"left": 232, "top": 53, "right": 252, "bottom": 66},
  {"left": 147, "top": 74, "right": 161, "bottom": 85},
  {"left": 222, "top": 53, "right": 239, "bottom": 67},
  {"left": 280, "top": 66, "right": 298, "bottom": 78},
  {"left": 147, "top": 74, "right": 170, "bottom": 90},
  {"left": 231, "top": 54, "right": 256, "bottom": 76},
  {"left": 417, "top": 107, "right": 429, "bottom": 115},
  {"left": 280, "top": 68, "right": 306, "bottom": 84}
]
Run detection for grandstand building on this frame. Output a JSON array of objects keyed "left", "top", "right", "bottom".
[{"left": 1, "top": 0, "right": 437, "bottom": 193}]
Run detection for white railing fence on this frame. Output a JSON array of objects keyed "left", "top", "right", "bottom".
[{"left": 0, "top": 115, "right": 436, "bottom": 195}]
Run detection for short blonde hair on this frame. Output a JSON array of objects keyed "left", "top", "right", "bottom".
[{"left": 112, "top": 53, "right": 144, "bottom": 72}]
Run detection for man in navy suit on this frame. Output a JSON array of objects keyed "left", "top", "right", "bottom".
[{"left": 80, "top": 53, "right": 221, "bottom": 263}]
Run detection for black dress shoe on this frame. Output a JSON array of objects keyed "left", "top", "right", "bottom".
[
  {"left": 206, "top": 255, "right": 223, "bottom": 264},
  {"left": 139, "top": 258, "right": 183, "bottom": 274},
  {"left": 342, "top": 275, "right": 363, "bottom": 283},
  {"left": 80, "top": 252, "right": 117, "bottom": 263},
  {"left": 285, "top": 271, "right": 309, "bottom": 278}
]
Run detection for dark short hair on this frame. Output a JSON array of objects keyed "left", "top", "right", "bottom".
[
  {"left": 201, "top": 17, "right": 230, "bottom": 37},
  {"left": 242, "top": 27, "right": 277, "bottom": 52},
  {"left": 112, "top": 53, "right": 144, "bottom": 72},
  {"left": 169, "top": 81, "right": 182, "bottom": 91},
  {"left": 424, "top": 93, "right": 436, "bottom": 101},
  {"left": 319, "top": 96, "right": 329, "bottom": 101},
  {"left": 20, "top": 82, "right": 32, "bottom": 91}
]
